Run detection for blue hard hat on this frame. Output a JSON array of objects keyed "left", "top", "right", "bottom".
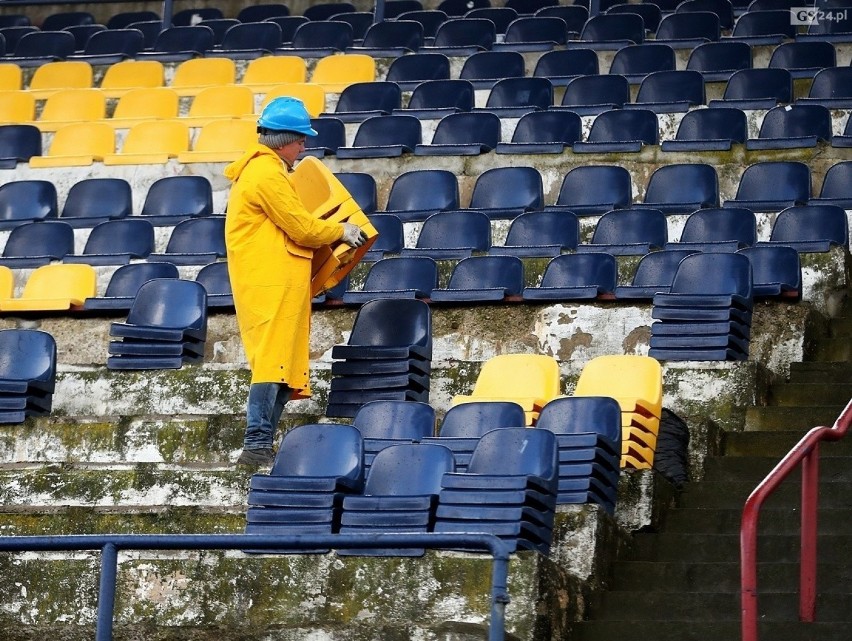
[{"left": 257, "top": 97, "right": 318, "bottom": 136}]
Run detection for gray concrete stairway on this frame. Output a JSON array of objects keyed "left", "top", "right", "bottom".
[{"left": 569, "top": 299, "right": 852, "bottom": 641}]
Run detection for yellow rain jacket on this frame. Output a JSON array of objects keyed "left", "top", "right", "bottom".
[{"left": 224, "top": 143, "right": 344, "bottom": 398}]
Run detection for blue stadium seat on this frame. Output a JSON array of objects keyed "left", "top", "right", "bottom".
[
  {"left": 708, "top": 67, "right": 793, "bottom": 110},
  {"left": 172, "top": 8, "right": 223, "bottom": 25},
  {"left": 614, "top": 249, "right": 698, "bottom": 300},
  {"left": 7, "top": 30, "right": 76, "bottom": 67},
  {"left": 798, "top": 5, "right": 852, "bottom": 42},
  {"left": 642, "top": 163, "right": 720, "bottom": 214},
  {"left": 342, "top": 256, "right": 438, "bottom": 304},
  {"left": 467, "top": 7, "right": 519, "bottom": 34},
  {"left": 724, "top": 161, "right": 811, "bottom": 211},
  {"left": 198, "top": 19, "right": 240, "bottom": 46},
  {"left": 577, "top": 207, "right": 668, "bottom": 255},
  {"left": 195, "top": 262, "right": 234, "bottom": 309},
  {"left": 628, "top": 69, "right": 705, "bottom": 113},
  {"left": 414, "top": 111, "right": 501, "bottom": 155},
  {"left": 537, "top": 4, "right": 590, "bottom": 34},
  {"left": 489, "top": 210, "right": 579, "bottom": 257},
  {"left": 494, "top": 16, "right": 568, "bottom": 51},
  {"left": 458, "top": 50, "right": 526, "bottom": 89},
  {"left": 396, "top": 79, "right": 475, "bottom": 119},
  {"left": 0, "top": 180, "right": 58, "bottom": 231},
  {"left": 686, "top": 41, "right": 752, "bottom": 82},
  {"left": 738, "top": 245, "right": 801, "bottom": 300},
  {"left": 746, "top": 104, "right": 833, "bottom": 149},
  {"left": 385, "top": 1, "right": 426, "bottom": 19},
  {"left": 66, "top": 29, "right": 145, "bottom": 65},
  {"left": 236, "top": 3, "right": 289, "bottom": 22},
  {"left": 107, "top": 279, "right": 207, "bottom": 370},
  {"left": 667, "top": 207, "right": 757, "bottom": 252},
  {"left": 0, "top": 328, "right": 57, "bottom": 424},
  {"left": 338, "top": 443, "right": 455, "bottom": 556},
  {"left": 363, "top": 214, "right": 404, "bottom": 259},
  {"left": 335, "top": 114, "right": 421, "bottom": 158},
  {"left": 147, "top": 217, "right": 226, "bottom": 265},
  {"left": 0, "top": 26, "right": 38, "bottom": 54},
  {"left": 478, "top": 76, "right": 554, "bottom": 116},
  {"left": 532, "top": 48, "right": 599, "bottom": 86},
  {"left": 0, "top": 15, "right": 30, "bottom": 28},
  {"left": 495, "top": 110, "right": 582, "bottom": 154},
  {"left": 606, "top": 2, "right": 662, "bottom": 31},
  {"left": 351, "top": 401, "right": 437, "bottom": 471},
  {"left": 45, "top": 12, "right": 94, "bottom": 30},
  {"left": 544, "top": 165, "right": 632, "bottom": 215},
  {"left": 326, "top": 81, "right": 402, "bottom": 123},
  {"left": 348, "top": 19, "right": 423, "bottom": 56},
  {"left": 302, "top": 117, "right": 345, "bottom": 158},
  {"left": 82, "top": 262, "right": 179, "bottom": 313},
  {"left": 303, "top": 2, "right": 356, "bottom": 21},
  {"left": 763, "top": 204, "right": 849, "bottom": 253},
  {"left": 0, "top": 221, "right": 74, "bottom": 268},
  {"left": 335, "top": 172, "right": 377, "bottom": 213},
  {"left": 609, "top": 43, "right": 676, "bottom": 84},
  {"left": 661, "top": 107, "right": 748, "bottom": 152},
  {"left": 381, "top": 169, "right": 459, "bottom": 222},
  {"left": 106, "top": 11, "right": 158, "bottom": 29},
  {"left": 429, "top": 255, "right": 525, "bottom": 303},
  {"left": 385, "top": 52, "right": 451, "bottom": 90},
  {"left": 64, "top": 218, "right": 154, "bottom": 266},
  {"left": 768, "top": 40, "right": 836, "bottom": 78},
  {"left": 677, "top": 0, "right": 734, "bottom": 29},
  {"left": 729, "top": 10, "right": 796, "bottom": 44},
  {"left": 573, "top": 108, "right": 659, "bottom": 153},
  {"left": 571, "top": 13, "right": 645, "bottom": 50},
  {"left": 435, "top": 427, "right": 558, "bottom": 554},
  {"left": 809, "top": 161, "right": 852, "bottom": 208},
  {"left": 522, "top": 252, "right": 617, "bottom": 301},
  {"left": 0, "top": 124, "right": 41, "bottom": 168},
  {"left": 126, "top": 21, "right": 164, "bottom": 49},
  {"left": 423, "top": 17, "right": 496, "bottom": 55},
  {"left": 134, "top": 25, "right": 214, "bottom": 62},
  {"left": 797, "top": 67, "right": 852, "bottom": 108},
  {"left": 655, "top": 12, "right": 721, "bottom": 48},
  {"left": 212, "top": 22, "right": 283, "bottom": 59},
  {"left": 58, "top": 178, "right": 132, "bottom": 229},
  {"left": 437, "top": 0, "right": 489, "bottom": 16},
  {"left": 138, "top": 175, "right": 213, "bottom": 226},
  {"left": 340, "top": 12, "right": 391, "bottom": 42},
  {"left": 464, "top": 166, "right": 543, "bottom": 220},
  {"left": 402, "top": 210, "right": 491, "bottom": 259},
  {"left": 278, "top": 20, "right": 354, "bottom": 57},
  {"left": 605, "top": 67, "right": 671, "bottom": 105},
  {"left": 506, "top": 0, "right": 559, "bottom": 13},
  {"left": 396, "top": 10, "right": 449, "bottom": 43},
  {"left": 265, "top": 16, "right": 308, "bottom": 45}
]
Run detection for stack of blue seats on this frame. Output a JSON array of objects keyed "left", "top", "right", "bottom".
[
  {"left": 434, "top": 428, "right": 558, "bottom": 554},
  {"left": 326, "top": 298, "right": 432, "bottom": 417},
  {"left": 536, "top": 397, "right": 622, "bottom": 515},
  {"left": 338, "top": 443, "right": 455, "bottom": 556},
  {"left": 0, "top": 329, "right": 56, "bottom": 424},
  {"left": 351, "top": 399, "right": 436, "bottom": 472},
  {"left": 649, "top": 253, "right": 754, "bottom": 361},
  {"left": 245, "top": 423, "right": 364, "bottom": 552},
  {"left": 106, "top": 279, "right": 208, "bottom": 370}
]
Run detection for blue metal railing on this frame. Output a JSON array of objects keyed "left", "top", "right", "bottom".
[{"left": 0, "top": 532, "right": 512, "bottom": 641}]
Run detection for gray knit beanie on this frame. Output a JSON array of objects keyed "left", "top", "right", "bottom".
[{"left": 259, "top": 130, "right": 304, "bottom": 149}]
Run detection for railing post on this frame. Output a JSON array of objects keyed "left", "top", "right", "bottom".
[
  {"left": 799, "top": 445, "right": 819, "bottom": 622},
  {"left": 96, "top": 542, "right": 118, "bottom": 641},
  {"left": 741, "top": 505, "right": 760, "bottom": 641},
  {"left": 489, "top": 552, "right": 511, "bottom": 641}
]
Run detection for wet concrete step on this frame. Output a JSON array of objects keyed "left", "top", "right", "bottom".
[
  {"left": 807, "top": 338, "right": 852, "bottom": 362},
  {"left": 676, "top": 479, "right": 850, "bottom": 508},
  {"left": 722, "top": 430, "right": 852, "bottom": 457},
  {"left": 743, "top": 405, "right": 847, "bottom": 431},
  {"left": 662, "top": 507, "right": 852, "bottom": 536},
  {"left": 790, "top": 362, "right": 852, "bottom": 385},
  {"left": 702, "top": 455, "right": 852, "bottom": 483},
  {"left": 569, "top": 620, "right": 850, "bottom": 641},
  {"left": 768, "top": 383, "right": 852, "bottom": 407}
]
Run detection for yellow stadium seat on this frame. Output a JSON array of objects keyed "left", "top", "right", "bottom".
[
  {"left": 34, "top": 88, "right": 106, "bottom": 132},
  {"left": 27, "top": 61, "right": 93, "bottom": 100},
  {"left": 0, "top": 263, "right": 97, "bottom": 312},
  {"left": 99, "top": 60, "right": 165, "bottom": 98},
  {"left": 171, "top": 57, "right": 236, "bottom": 97},
  {"left": 0, "top": 266, "right": 14, "bottom": 299},
  {"left": 0, "top": 64, "right": 23, "bottom": 91},
  {"left": 310, "top": 54, "right": 375, "bottom": 93},
  {"left": 29, "top": 122, "right": 114, "bottom": 167},
  {"left": 103, "top": 120, "right": 190, "bottom": 165},
  {"left": 0, "top": 90, "right": 35, "bottom": 124},
  {"left": 182, "top": 85, "right": 254, "bottom": 126},
  {"left": 176, "top": 119, "right": 257, "bottom": 163},
  {"left": 259, "top": 83, "right": 326, "bottom": 118},
  {"left": 451, "top": 353, "right": 562, "bottom": 425},
  {"left": 109, "top": 87, "right": 180, "bottom": 127},
  {"left": 242, "top": 56, "right": 307, "bottom": 91}
]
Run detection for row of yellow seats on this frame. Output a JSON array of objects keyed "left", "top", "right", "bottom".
[
  {"left": 0, "top": 54, "right": 376, "bottom": 98},
  {"left": 0, "top": 83, "right": 333, "bottom": 131},
  {"left": 451, "top": 352, "right": 663, "bottom": 469},
  {"left": 29, "top": 118, "right": 259, "bottom": 167}
]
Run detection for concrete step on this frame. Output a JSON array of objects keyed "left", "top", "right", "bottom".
[
  {"left": 743, "top": 405, "right": 846, "bottom": 431},
  {"left": 807, "top": 338, "right": 852, "bottom": 362},
  {"left": 827, "top": 317, "right": 852, "bottom": 338},
  {"left": 595, "top": 591, "right": 851, "bottom": 621},
  {"left": 569, "top": 620, "right": 851, "bottom": 641},
  {"left": 768, "top": 383, "right": 852, "bottom": 407},
  {"left": 631, "top": 532, "right": 852, "bottom": 563},
  {"left": 702, "top": 455, "right": 852, "bottom": 483},
  {"left": 790, "top": 361, "right": 852, "bottom": 385},
  {"left": 677, "top": 480, "right": 850, "bottom": 509},
  {"left": 722, "top": 430, "right": 852, "bottom": 457},
  {"left": 610, "top": 560, "right": 852, "bottom": 593},
  {"left": 662, "top": 507, "right": 852, "bottom": 536}
]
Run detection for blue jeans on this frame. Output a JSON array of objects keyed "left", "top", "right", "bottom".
[{"left": 243, "top": 383, "right": 293, "bottom": 450}]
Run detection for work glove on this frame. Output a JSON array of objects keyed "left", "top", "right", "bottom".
[{"left": 341, "top": 222, "right": 368, "bottom": 248}]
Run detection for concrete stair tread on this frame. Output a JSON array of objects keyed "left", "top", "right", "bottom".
[
  {"left": 569, "top": 620, "right": 850, "bottom": 641},
  {"left": 769, "top": 383, "right": 852, "bottom": 406},
  {"left": 743, "top": 405, "right": 847, "bottom": 431},
  {"left": 723, "top": 430, "right": 852, "bottom": 456},
  {"left": 677, "top": 479, "right": 851, "bottom": 508},
  {"left": 662, "top": 507, "right": 852, "bottom": 535}
]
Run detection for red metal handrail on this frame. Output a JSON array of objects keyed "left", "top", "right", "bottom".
[{"left": 740, "top": 397, "right": 852, "bottom": 641}]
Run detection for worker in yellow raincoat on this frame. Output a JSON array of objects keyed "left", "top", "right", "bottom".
[{"left": 225, "top": 97, "right": 367, "bottom": 467}]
